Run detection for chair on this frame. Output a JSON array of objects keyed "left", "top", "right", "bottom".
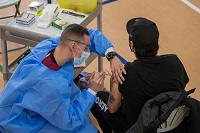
[
  {"left": 0, "top": 0, "right": 21, "bottom": 20},
  {"left": 0, "top": 0, "right": 26, "bottom": 53}
]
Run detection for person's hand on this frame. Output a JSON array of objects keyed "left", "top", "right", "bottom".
[
  {"left": 109, "top": 56, "right": 126, "bottom": 84},
  {"left": 89, "top": 71, "right": 105, "bottom": 92}
]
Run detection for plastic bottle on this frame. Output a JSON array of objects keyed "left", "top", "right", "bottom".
[{"left": 59, "top": 0, "right": 97, "bottom": 14}]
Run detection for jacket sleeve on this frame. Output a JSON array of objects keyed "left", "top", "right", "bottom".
[{"left": 88, "top": 29, "right": 114, "bottom": 56}]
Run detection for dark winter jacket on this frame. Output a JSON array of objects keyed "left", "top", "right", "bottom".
[{"left": 126, "top": 89, "right": 200, "bottom": 133}]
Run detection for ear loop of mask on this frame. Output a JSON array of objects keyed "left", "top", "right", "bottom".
[
  {"left": 129, "top": 36, "right": 134, "bottom": 52},
  {"left": 129, "top": 20, "right": 147, "bottom": 52},
  {"left": 72, "top": 43, "right": 83, "bottom": 58},
  {"left": 76, "top": 44, "right": 83, "bottom": 52},
  {"left": 129, "top": 26, "right": 145, "bottom": 53},
  {"left": 72, "top": 50, "right": 76, "bottom": 58}
]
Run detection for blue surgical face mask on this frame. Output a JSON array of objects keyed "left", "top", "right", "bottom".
[{"left": 73, "top": 44, "right": 90, "bottom": 65}]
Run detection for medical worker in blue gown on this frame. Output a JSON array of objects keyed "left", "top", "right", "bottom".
[{"left": 0, "top": 24, "right": 126, "bottom": 133}]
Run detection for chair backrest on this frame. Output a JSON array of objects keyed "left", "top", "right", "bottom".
[
  {"left": 157, "top": 105, "right": 190, "bottom": 133},
  {"left": 0, "top": 0, "right": 21, "bottom": 20}
]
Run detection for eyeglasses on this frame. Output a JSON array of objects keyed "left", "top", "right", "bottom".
[{"left": 67, "top": 38, "right": 91, "bottom": 46}]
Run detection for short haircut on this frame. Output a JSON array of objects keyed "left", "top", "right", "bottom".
[{"left": 60, "top": 24, "right": 89, "bottom": 46}]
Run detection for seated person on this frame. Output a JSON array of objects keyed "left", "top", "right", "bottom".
[{"left": 91, "top": 17, "right": 189, "bottom": 133}]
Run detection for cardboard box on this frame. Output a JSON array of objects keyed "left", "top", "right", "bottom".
[{"left": 52, "top": 18, "right": 68, "bottom": 30}]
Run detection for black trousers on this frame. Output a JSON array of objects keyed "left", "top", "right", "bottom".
[{"left": 91, "top": 91, "right": 128, "bottom": 133}]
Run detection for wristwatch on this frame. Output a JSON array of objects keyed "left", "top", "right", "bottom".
[{"left": 106, "top": 51, "right": 118, "bottom": 61}]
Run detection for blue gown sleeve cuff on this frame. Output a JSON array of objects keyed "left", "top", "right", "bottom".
[
  {"left": 87, "top": 88, "right": 97, "bottom": 96},
  {"left": 105, "top": 47, "right": 115, "bottom": 56}
]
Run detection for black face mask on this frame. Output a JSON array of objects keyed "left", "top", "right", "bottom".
[
  {"left": 129, "top": 36, "right": 132, "bottom": 42},
  {"left": 128, "top": 36, "right": 134, "bottom": 52}
]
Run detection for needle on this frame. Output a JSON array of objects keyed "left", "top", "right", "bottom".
[
  {"left": 104, "top": 69, "right": 112, "bottom": 76},
  {"left": 95, "top": 70, "right": 112, "bottom": 76}
]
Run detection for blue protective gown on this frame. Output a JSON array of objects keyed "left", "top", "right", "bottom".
[{"left": 0, "top": 29, "right": 113, "bottom": 133}]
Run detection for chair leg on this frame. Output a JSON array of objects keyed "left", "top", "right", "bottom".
[
  {"left": 14, "top": 0, "right": 21, "bottom": 18},
  {"left": 0, "top": 0, "right": 22, "bottom": 20},
  {"left": 7, "top": 46, "right": 27, "bottom": 53},
  {"left": 0, "top": 15, "right": 15, "bottom": 20},
  {"left": 0, "top": 0, "right": 26, "bottom": 53},
  {"left": 0, "top": 44, "right": 27, "bottom": 55}
]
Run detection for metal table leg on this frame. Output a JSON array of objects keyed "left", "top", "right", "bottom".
[
  {"left": 1, "top": 39, "right": 9, "bottom": 85},
  {"left": 97, "top": 4, "right": 103, "bottom": 72}
]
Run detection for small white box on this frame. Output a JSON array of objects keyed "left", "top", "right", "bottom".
[
  {"left": 45, "top": 4, "right": 59, "bottom": 19},
  {"left": 37, "top": 4, "right": 60, "bottom": 29},
  {"left": 27, "top": 1, "right": 44, "bottom": 15}
]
